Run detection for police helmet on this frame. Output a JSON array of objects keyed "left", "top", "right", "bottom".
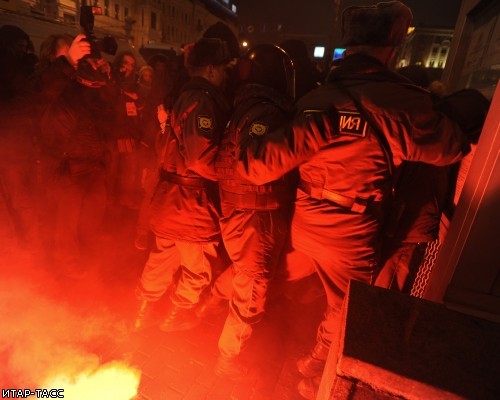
[{"left": 238, "top": 44, "right": 295, "bottom": 99}]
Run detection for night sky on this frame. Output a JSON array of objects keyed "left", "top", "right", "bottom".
[{"left": 235, "top": 0, "right": 462, "bottom": 34}]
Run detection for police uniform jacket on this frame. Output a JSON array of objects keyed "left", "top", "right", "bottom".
[
  {"left": 149, "top": 76, "right": 231, "bottom": 242},
  {"left": 216, "top": 83, "right": 296, "bottom": 210},
  {"left": 236, "top": 53, "right": 470, "bottom": 265}
]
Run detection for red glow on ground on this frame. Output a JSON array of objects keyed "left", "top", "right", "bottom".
[{"left": 0, "top": 240, "right": 139, "bottom": 396}]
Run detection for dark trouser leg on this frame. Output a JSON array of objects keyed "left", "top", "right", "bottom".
[
  {"left": 53, "top": 173, "right": 84, "bottom": 270},
  {"left": 272, "top": 246, "right": 321, "bottom": 304},
  {"left": 218, "top": 210, "right": 286, "bottom": 357},
  {"left": 314, "top": 256, "right": 378, "bottom": 348},
  {"left": 105, "top": 144, "right": 119, "bottom": 206},
  {"left": 134, "top": 235, "right": 181, "bottom": 330},
  {"left": 159, "top": 241, "right": 218, "bottom": 333},
  {"left": 402, "top": 242, "right": 429, "bottom": 294},
  {"left": 375, "top": 241, "right": 428, "bottom": 292},
  {"left": 211, "top": 265, "right": 234, "bottom": 300},
  {"left": 136, "top": 166, "right": 158, "bottom": 237},
  {"left": 171, "top": 241, "right": 218, "bottom": 308},
  {"left": 288, "top": 247, "right": 377, "bottom": 380},
  {"left": 53, "top": 168, "right": 107, "bottom": 273},
  {"left": 202, "top": 241, "right": 237, "bottom": 302},
  {"left": 218, "top": 267, "right": 269, "bottom": 357},
  {"left": 118, "top": 149, "right": 141, "bottom": 209},
  {"left": 136, "top": 236, "right": 181, "bottom": 301}
]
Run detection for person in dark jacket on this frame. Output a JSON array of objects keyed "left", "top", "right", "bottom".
[
  {"left": 33, "top": 34, "right": 91, "bottom": 256},
  {"left": 0, "top": 25, "right": 38, "bottom": 253},
  {"left": 105, "top": 51, "right": 143, "bottom": 209},
  {"left": 39, "top": 58, "right": 109, "bottom": 278},
  {"left": 133, "top": 38, "right": 232, "bottom": 331},
  {"left": 211, "top": 44, "right": 297, "bottom": 378},
  {"left": 375, "top": 65, "right": 451, "bottom": 293},
  {"left": 375, "top": 71, "right": 490, "bottom": 294},
  {"left": 134, "top": 64, "right": 161, "bottom": 250},
  {"left": 227, "top": 2, "right": 471, "bottom": 398}
]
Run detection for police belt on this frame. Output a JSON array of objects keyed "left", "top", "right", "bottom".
[
  {"left": 299, "top": 179, "right": 373, "bottom": 213},
  {"left": 159, "top": 169, "right": 215, "bottom": 189},
  {"left": 220, "top": 188, "right": 292, "bottom": 209}
]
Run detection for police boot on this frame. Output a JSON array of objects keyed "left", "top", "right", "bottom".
[
  {"left": 159, "top": 305, "right": 200, "bottom": 333},
  {"left": 214, "top": 354, "right": 248, "bottom": 380},
  {"left": 297, "top": 376, "right": 321, "bottom": 400},
  {"left": 296, "top": 342, "right": 329, "bottom": 378},
  {"left": 195, "top": 295, "right": 227, "bottom": 319},
  {"left": 133, "top": 299, "right": 154, "bottom": 331}
]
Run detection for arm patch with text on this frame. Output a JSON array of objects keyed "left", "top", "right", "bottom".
[{"left": 338, "top": 111, "right": 367, "bottom": 137}]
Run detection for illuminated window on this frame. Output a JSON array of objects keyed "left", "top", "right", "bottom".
[
  {"left": 314, "top": 46, "right": 325, "bottom": 58},
  {"left": 333, "top": 48, "right": 346, "bottom": 61}
]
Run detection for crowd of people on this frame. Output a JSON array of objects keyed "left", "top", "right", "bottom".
[{"left": 0, "top": 1, "right": 490, "bottom": 399}]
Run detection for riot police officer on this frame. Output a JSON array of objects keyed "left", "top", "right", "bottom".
[
  {"left": 134, "top": 38, "right": 232, "bottom": 331},
  {"left": 231, "top": 2, "right": 472, "bottom": 398},
  {"left": 213, "top": 44, "right": 297, "bottom": 377}
]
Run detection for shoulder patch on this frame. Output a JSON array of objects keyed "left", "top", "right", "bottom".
[
  {"left": 197, "top": 115, "right": 213, "bottom": 131},
  {"left": 249, "top": 122, "right": 268, "bottom": 136},
  {"left": 338, "top": 111, "right": 367, "bottom": 137}
]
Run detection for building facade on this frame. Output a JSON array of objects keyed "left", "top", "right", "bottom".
[
  {"left": 0, "top": 0, "right": 238, "bottom": 54},
  {"left": 442, "top": 0, "right": 500, "bottom": 99},
  {"left": 397, "top": 26, "right": 454, "bottom": 70}
]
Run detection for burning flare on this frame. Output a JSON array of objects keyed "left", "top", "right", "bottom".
[{"left": 43, "top": 360, "right": 140, "bottom": 400}]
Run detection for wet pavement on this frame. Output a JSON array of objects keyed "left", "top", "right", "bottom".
[{"left": 1, "top": 206, "right": 326, "bottom": 400}]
